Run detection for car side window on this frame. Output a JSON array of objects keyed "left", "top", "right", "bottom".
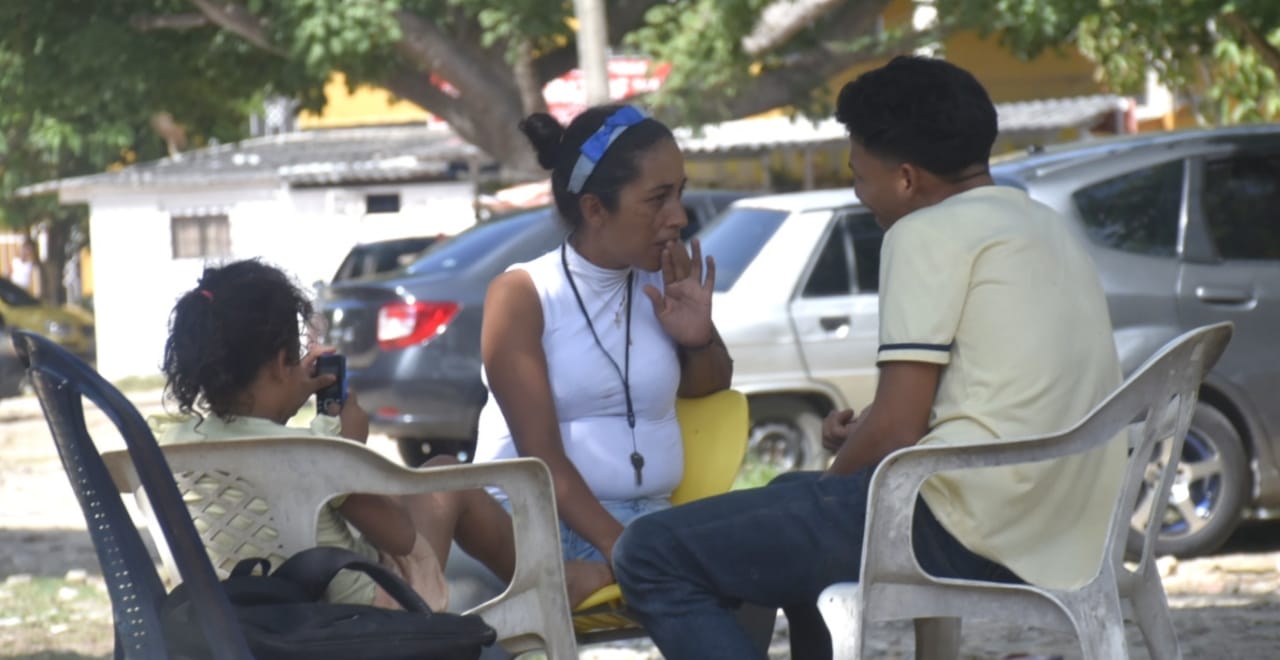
[
  {"left": 800, "top": 210, "right": 883, "bottom": 298},
  {"left": 802, "top": 220, "right": 853, "bottom": 297},
  {"left": 844, "top": 212, "right": 883, "bottom": 293},
  {"left": 1073, "top": 160, "right": 1183, "bottom": 257},
  {"left": 1201, "top": 154, "right": 1280, "bottom": 260}
]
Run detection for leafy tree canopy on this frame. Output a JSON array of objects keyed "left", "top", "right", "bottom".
[
  {"left": 967, "top": 0, "right": 1280, "bottom": 122},
  {"left": 5, "top": 0, "right": 1279, "bottom": 210}
]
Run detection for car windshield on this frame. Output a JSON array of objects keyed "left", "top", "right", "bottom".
[
  {"left": 405, "top": 209, "right": 549, "bottom": 276},
  {"left": 333, "top": 237, "right": 439, "bottom": 282},
  {"left": 0, "top": 278, "right": 39, "bottom": 307},
  {"left": 697, "top": 207, "right": 789, "bottom": 292}
]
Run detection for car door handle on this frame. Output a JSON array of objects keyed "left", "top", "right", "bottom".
[
  {"left": 819, "top": 316, "right": 851, "bottom": 332},
  {"left": 1194, "top": 285, "right": 1254, "bottom": 305}
]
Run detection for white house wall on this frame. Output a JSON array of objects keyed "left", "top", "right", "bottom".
[
  {"left": 87, "top": 180, "right": 477, "bottom": 380},
  {"left": 88, "top": 197, "right": 193, "bottom": 382}
]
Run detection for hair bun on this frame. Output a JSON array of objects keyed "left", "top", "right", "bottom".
[{"left": 518, "top": 113, "right": 566, "bottom": 170}]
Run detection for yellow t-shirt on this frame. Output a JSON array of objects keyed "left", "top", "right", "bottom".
[
  {"left": 156, "top": 413, "right": 380, "bottom": 604},
  {"left": 878, "top": 185, "right": 1125, "bottom": 590}
]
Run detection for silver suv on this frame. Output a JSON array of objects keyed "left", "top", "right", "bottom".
[{"left": 705, "top": 124, "right": 1280, "bottom": 557}]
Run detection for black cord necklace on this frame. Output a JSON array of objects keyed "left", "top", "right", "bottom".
[{"left": 561, "top": 241, "right": 645, "bottom": 486}]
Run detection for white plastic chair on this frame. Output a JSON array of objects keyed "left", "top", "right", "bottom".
[
  {"left": 103, "top": 438, "right": 577, "bottom": 659},
  {"left": 817, "top": 322, "right": 1233, "bottom": 660}
]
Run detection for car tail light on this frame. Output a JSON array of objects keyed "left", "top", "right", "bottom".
[{"left": 376, "top": 301, "right": 459, "bottom": 351}]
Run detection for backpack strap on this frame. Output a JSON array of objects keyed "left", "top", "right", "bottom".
[
  {"left": 230, "top": 557, "right": 272, "bottom": 578},
  {"left": 273, "top": 546, "right": 433, "bottom": 613}
]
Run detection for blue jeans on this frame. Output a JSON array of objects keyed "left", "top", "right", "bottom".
[{"left": 612, "top": 469, "right": 1020, "bottom": 660}]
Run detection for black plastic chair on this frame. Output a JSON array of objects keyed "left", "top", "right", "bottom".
[{"left": 14, "top": 330, "right": 253, "bottom": 660}]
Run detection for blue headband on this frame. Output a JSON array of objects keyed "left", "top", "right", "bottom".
[{"left": 567, "top": 106, "right": 649, "bottom": 194}]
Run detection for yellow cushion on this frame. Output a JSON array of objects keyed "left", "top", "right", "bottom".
[{"left": 576, "top": 583, "right": 623, "bottom": 611}]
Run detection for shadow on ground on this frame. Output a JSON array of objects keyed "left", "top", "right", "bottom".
[
  {"left": 1219, "top": 519, "right": 1280, "bottom": 554},
  {"left": 0, "top": 529, "right": 99, "bottom": 579}
]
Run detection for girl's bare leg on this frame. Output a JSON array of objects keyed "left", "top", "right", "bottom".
[
  {"left": 402, "top": 456, "right": 617, "bottom": 607},
  {"left": 564, "top": 560, "right": 615, "bottom": 608}
]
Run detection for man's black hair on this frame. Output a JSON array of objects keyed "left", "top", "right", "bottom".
[{"left": 835, "top": 56, "right": 998, "bottom": 177}]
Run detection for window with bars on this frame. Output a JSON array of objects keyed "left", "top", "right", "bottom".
[{"left": 171, "top": 214, "right": 231, "bottom": 259}]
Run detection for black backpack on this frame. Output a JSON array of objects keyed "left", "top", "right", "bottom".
[{"left": 161, "top": 546, "right": 498, "bottom": 660}]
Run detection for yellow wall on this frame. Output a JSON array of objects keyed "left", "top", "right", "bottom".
[
  {"left": 944, "top": 33, "right": 1099, "bottom": 103},
  {"left": 297, "top": 73, "right": 433, "bottom": 129},
  {"left": 832, "top": 0, "right": 1101, "bottom": 103}
]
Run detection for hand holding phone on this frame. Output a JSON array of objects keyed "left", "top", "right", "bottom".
[{"left": 314, "top": 354, "right": 347, "bottom": 416}]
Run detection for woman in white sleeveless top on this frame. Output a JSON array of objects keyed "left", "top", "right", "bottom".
[{"left": 474, "top": 104, "right": 733, "bottom": 580}]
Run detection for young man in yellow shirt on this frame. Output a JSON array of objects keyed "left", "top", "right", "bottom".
[{"left": 612, "top": 56, "right": 1123, "bottom": 660}]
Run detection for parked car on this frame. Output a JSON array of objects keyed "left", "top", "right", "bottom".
[
  {"left": 0, "top": 329, "right": 28, "bottom": 398},
  {"left": 705, "top": 124, "right": 1280, "bottom": 557},
  {"left": 331, "top": 235, "right": 444, "bottom": 284},
  {"left": 0, "top": 277, "right": 95, "bottom": 361},
  {"left": 319, "top": 189, "right": 755, "bottom": 465}
]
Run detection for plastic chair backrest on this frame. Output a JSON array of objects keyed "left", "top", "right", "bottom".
[
  {"left": 671, "top": 389, "right": 750, "bottom": 505},
  {"left": 12, "top": 331, "right": 253, "bottom": 660},
  {"left": 822, "top": 322, "right": 1233, "bottom": 660}
]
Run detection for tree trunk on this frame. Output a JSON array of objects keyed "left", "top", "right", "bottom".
[{"left": 41, "top": 215, "right": 70, "bottom": 306}]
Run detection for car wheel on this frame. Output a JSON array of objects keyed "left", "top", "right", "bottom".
[
  {"left": 746, "top": 397, "right": 828, "bottom": 472},
  {"left": 1128, "top": 402, "right": 1249, "bottom": 558},
  {"left": 397, "top": 438, "right": 476, "bottom": 467}
]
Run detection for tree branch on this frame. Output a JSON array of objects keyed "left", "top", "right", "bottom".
[
  {"left": 742, "top": 0, "right": 860, "bottom": 56},
  {"left": 717, "top": 3, "right": 913, "bottom": 119},
  {"left": 130, "top": 13, "right": 210, "bottom": 31},
  {"left": 1222, "top": 12, "right": 1280, "bottom": 75},
  {"left": 187, "top": 0, "right": 285, "bottom": 56},
  {"left": 393, "top": 10, "right": 518, "bottom": 103},
  {"left": 512, "top": 39, "right": 549, "bottom": 115},
  {"left": 390, "top": 13, "right": 538, "bottom": 172},
  {"left": 384, "top": 65, "right": 474, "bottom": 136}
]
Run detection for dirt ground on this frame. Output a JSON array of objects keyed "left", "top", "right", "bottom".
[{"left": 3, "top": 390, "right": 1280, "bottom": 659}]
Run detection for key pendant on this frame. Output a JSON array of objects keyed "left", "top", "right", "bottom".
[{"left": 631, "top": 451, "right": 645, "bottom": 486}]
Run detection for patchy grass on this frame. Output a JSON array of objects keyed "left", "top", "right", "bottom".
[
  {"left": 0, "top": 574, "right": 111, "bottom": 659},
  {"left": 732, "top": 459, "right": 783, "bottom": 491},
  {"left": 109, "top": 374, "right": 166, "bottom": 393}
]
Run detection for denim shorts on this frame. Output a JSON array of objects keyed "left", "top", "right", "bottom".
[{"left": 560, "top": 497, "right": 670, "bottom": 563}]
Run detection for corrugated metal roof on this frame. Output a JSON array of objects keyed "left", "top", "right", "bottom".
[
  {"left": 19, "top": 123, "right": 481, "bottom": 198},
  {"left": 675, "top": 94, "right": 1127, "bottom": 155},
  {"left": 20, "top": 94, "right": 1126, "bottom": 198}
]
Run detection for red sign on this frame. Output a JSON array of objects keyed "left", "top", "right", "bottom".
[
  {"left": 424, "top": 56, "right": 670, "bottom": 126},
  {"left": 542, "top": 57, "right": 672, "bottom": 124}
]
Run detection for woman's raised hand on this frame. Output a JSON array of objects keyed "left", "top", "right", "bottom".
[{"left": 643, "top": 238, "right": 715, "bottom": 349}]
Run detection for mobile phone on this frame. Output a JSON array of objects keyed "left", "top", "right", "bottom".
[{"left": 314, "top": 354, "right": 347, "bottom": 415}]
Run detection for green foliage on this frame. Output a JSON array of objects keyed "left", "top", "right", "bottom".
[
  {"left": 272, "top": 0, "right": 403, "bottom": 84},
  {"left": 954, "top": 0, "right": 1280, "bottom": 124},
  {"left": 626, "top": 0, "right": 774, "bottom": 122},
  {"left": 5, "top": 0, "right": 1278, "bottom": 237},
  {"left": 0, "top": 1, "right": 298, "bottom": 234}
]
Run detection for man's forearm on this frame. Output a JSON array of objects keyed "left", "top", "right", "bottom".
[
  {"left": 825, "top": 415, "right": 915, "bottom": 476},
  {"left": 824, "top": 362, "right": 937, "bottom": 476}
]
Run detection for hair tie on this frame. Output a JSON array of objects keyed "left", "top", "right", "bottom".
[
  {"left": 197, "top": 289, "right": 214, "bottom": 301},
  {"left": 567, "top": 106, "right": 649, "bottom": 194}
]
